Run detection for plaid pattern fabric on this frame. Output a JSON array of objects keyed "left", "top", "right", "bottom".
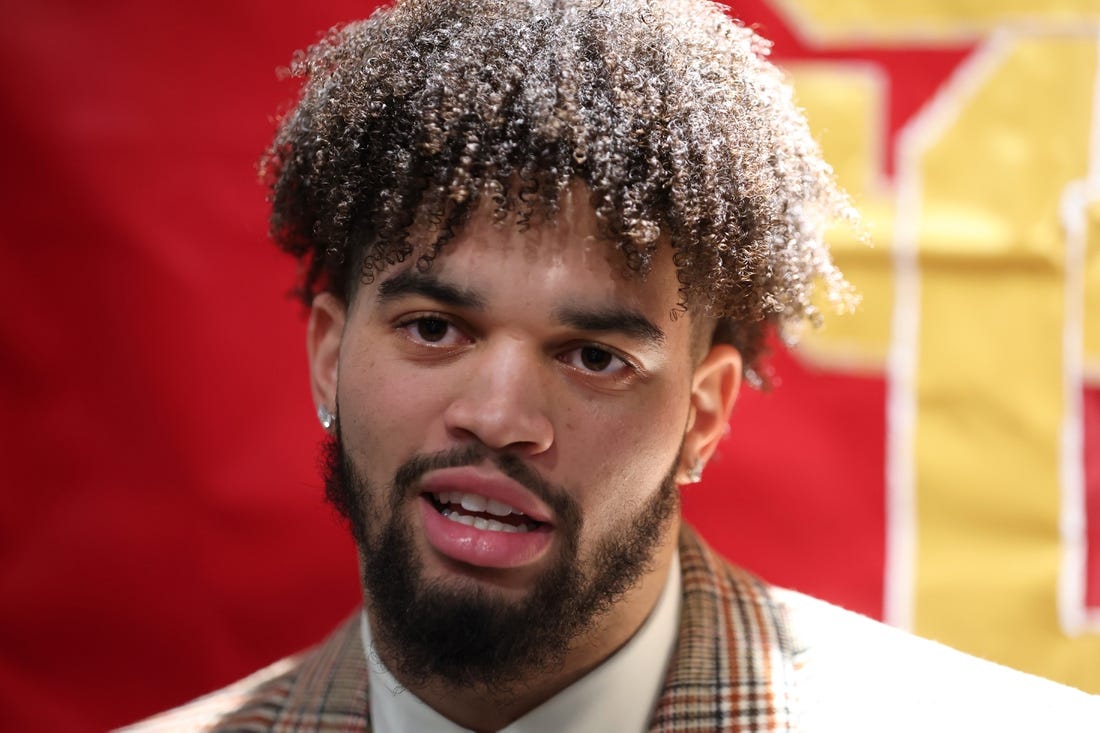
[
  {"left": 122, "top": 526, "right": 797, "bottom": 732},
  {"left": 120, "top": 616, "right": 371, "bottom": 732},
  {"left": 649, "top": 526, "right": 797, "bottom": 732}
]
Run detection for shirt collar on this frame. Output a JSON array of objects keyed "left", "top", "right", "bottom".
[{"left": 362, "top": 552, "right": 682, "bottom": 733}]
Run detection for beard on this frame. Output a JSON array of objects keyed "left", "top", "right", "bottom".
[{"left": 321, "top": 434, "right": 680, "bottom": 694}]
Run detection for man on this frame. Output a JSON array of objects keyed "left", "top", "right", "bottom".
[{"left": 129, "top": 0, "right": 1100, "bottom": 730}]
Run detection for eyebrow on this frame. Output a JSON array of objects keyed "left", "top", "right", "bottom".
[
  {"left": 554, "top": 305, "right": 666, "bottom": 347},
  {"left": 376, "top": 270, "right": 665, "bottom": 347},
  {"left": 376, "top": 270, "right": 486, "bottom": 309}
]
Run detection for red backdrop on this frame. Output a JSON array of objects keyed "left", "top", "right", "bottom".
[{"left": 2, "top": 1, "right": 1097, "bottom": 730}]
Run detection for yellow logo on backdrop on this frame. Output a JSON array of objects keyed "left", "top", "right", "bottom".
[
  {"left": 774, "top": 0, "right": 1100, "bottom": 42},
  {"left": 774, "top": 1, "right": 1100, "bottom": 691}
]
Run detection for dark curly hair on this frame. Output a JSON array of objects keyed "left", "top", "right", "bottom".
[{"left": 261, "top": 0, "right": 856, "bottom": 384}]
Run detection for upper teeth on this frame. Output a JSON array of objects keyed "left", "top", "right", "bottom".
[{"left": 433, "top": 492, "right": 524, "bottom": 518}]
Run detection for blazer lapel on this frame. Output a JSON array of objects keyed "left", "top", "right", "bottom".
[
  {"left": 268, "top": 614, "right": 373, "bottom": 732},
  {"left": 648, "top": 526, "right": 798, "bottom": 733}
]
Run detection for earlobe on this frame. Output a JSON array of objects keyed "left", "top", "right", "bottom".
[
  {"left": 679, "top": 344, "right": 741, "bottom": 485},
  {"left": 307, "top": 292, "right": 347, "bottom": 431}
]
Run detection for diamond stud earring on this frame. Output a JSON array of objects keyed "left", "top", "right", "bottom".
[
  {"left": 317, "top": 405, "right": 336, "bottom": 433},
  {"left": 686, "top": 458, "right": 705, "bottom": 484}
]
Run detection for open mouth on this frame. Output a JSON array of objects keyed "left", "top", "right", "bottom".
[{"left": 425, "top": 492, "right": 546, "bottom": 534}]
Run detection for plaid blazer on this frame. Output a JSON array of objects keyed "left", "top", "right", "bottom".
[{"left": 125, "top": 527, "right": 1100, "bottom": 732}]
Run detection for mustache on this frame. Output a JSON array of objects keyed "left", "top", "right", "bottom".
[{"left": 392, "top": 443, "right": 579, "bottom": 525}]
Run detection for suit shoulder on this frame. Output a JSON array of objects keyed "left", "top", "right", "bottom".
[
  {"left": 771, "top": 587, "right": 1100, "bottom": 732},
  {"left": 118, "top": 614, "right": 367, "bottom": 732},
  {"left": 118, "top": 654, "right": 304, "bottom": 732}
]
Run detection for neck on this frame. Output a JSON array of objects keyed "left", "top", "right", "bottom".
[{"left": 369, "top": 529, "right": 678, "bottom": 731}]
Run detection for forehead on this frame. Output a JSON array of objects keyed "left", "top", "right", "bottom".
[{"left": 365, "top": 193, "right": 684, "bottom": 319}]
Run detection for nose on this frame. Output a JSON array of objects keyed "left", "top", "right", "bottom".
[{"left": 443, "top": 339, "right": 554, "bottom": 455}]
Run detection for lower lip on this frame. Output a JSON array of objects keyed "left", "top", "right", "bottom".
[{"left": 418, "top": 497, "right": 553, "bottom": 569}]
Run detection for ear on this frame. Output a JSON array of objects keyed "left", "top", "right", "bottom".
[
  {"left": 307, "top": 292, "right": 347, "bottom": 425},
  {"left": 678, "top": 344, "right": 741, "bottom": 485}
]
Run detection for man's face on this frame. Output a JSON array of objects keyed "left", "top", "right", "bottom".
[{"left": 309, "top": 194, "right": 738, "bottom": 690}]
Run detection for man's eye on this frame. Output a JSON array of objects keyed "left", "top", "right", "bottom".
[
  {"left": 562, "top": 345, "right": 629, "bottom": 374},
  {"left": 580, "top": 346, "right": 613, "bottom": 372},
  {"left": 415, "top": 318, "right": 450, "bottom": 343},
  {"left": 398, "top": 316, "right": 465, "bottom": 347}
]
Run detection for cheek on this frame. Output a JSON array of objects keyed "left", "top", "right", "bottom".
[
  {"left": 562, "top": 388, "right": 689, "bottom": 517},
  {"left": 337, "top": 352, "right": 450, "bottom": 469}
]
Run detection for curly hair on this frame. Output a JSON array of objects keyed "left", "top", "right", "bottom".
[{"left": 261, "top": 0, "right": 856, "bottom": 384}]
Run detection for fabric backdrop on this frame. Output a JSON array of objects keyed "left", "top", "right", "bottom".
[{"left": 2, "top": 1, "right": 1098, "bottom": 730}]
